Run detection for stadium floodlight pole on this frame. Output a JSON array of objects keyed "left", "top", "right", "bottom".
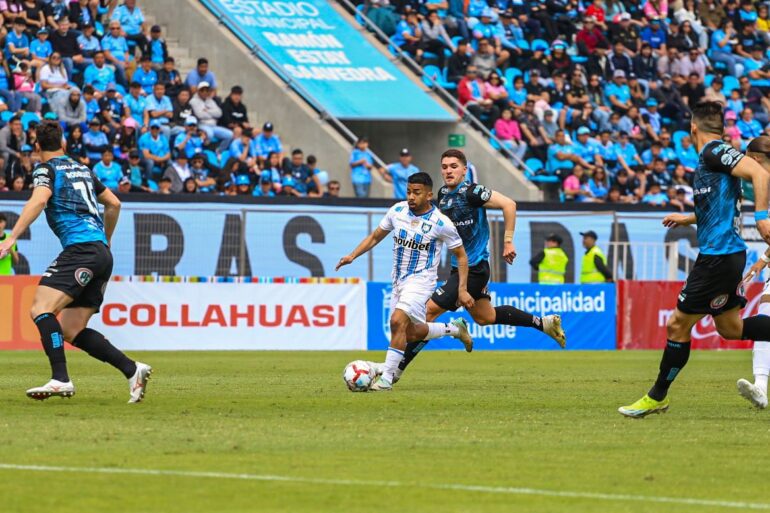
[{"left": 333, "top": 0, "right": 532, "bottom": 174}]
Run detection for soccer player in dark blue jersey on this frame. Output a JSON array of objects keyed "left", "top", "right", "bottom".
[
  {"left": 619, "top": 102, "right": 770, "bottom": 418},
  {"left": 0, "top": 121, "right": 152, "bottom": 403},
  {"left": 391, "top": 149, "right": 567, "bottom": 384}
]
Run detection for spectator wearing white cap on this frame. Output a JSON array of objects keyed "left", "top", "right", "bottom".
[
  {"left": 190, "top": 80, "right": 232, "bottom": 153},
  {"left": 378, "top": 148, "right": 420, "bottom": 199},
  {"left": 174, "top": 116, "right": 206, "bottom": 159},
  {"left": 605, "top": 69, "right": 632, "bottom": 114}
]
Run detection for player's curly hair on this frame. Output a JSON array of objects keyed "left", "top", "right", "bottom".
[
  {"left": 441, "top": 149, "right": 467, "bottom": 167},
  {"left": 37, "top": 121, "right": 63, "bottom": 152},
  {"left": 691, "top": 101, "right": 724, "bottom": 136}
]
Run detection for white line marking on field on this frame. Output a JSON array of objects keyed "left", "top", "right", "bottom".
[{"left": 0, "top": 463, "right": 768, "bottom": 510}]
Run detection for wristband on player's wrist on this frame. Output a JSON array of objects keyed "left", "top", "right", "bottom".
[
  {"left": 761, "top": 253, "right": 770, "bottom": 264},
  {"left": 755, "top": 211, "right": 769, "bottom": 222}
]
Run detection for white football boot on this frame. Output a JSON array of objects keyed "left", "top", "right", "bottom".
[
  {"left": 128, "top": 362, "right": 153, "bottom": 404},
  {"left": 737, "top": 378, "right": 768, "bottom": 409},
  {"left": 26, "top": 379, "right": 75, "bottom": 400},
  {"left": 542, "top": 314, "right": 567, "bottom": 348}
]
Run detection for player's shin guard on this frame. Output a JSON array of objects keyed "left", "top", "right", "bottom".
[
  {"left": 494, "top": 306, "right": 543, "bottom": 331},
  {"left": 398, "top": 341, "right": 427, "bottom": 371},
  {"left": 34, "top": 313, "right": 69, "bottom": 382},
  {"left": 71, "top": 328, "right": 137, "bottom": 379},
  {"left": 648, "top": 340, "right": 690, "bottom": 401}
]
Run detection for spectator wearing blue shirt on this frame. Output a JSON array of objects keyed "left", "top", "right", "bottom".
[
  {"left": 710, "top": 19, "right": 741, "bottom": 76},
  {"left": 349, "top": 136, "right": 374, "bottom": 198},
  {"left": 642, "top": 183, "right": 668, "bottom": 206},
  {"left": 5, "top": 18, "right": 29, "bottom": 66},
  {"left": 605, "top": 69, "right": 632, "bottom": 114},
  {"left": 83, "top": 51, "right": 116, "bottom": 95},
  {"left": 133, "top": 56, "right": 158, "bottom": 95},
  {"left": 93, "top": 148, "right": 124, "bottom": 191},
  {"left": 83, "top": 119, "right": 110, "bottom": 161},
  {"left": 640, "top": 17, "right": 666, "bottom": 55},
  {"left": 253, "top": 171, "right": 277, "bottom": 197},
  {"left": 676, "top": 135, "right": 698, "bottom": 172},
  {"left": 573, "top": 127, "right": 604, "bottom": 168},
  {"left": 252, "top": 122, "right": 283, "bottom": 162},
  {"left": 110, "top": 0, "right": 147, "bottom": 56},
  {"left": 392, "top": 11, "right": 422, "bottom": 59},
  {"left": 745, "top": 47, "right": 770, "bottom": 88},
  {"left": 144, "top": 82, "right": 173, "bottom": 138},
  {"left": 185, "top": 57, "right": 217, "bottom": 95},
  {"left": 174, "top": 116, "right": 206, "bottom": 159},
  {"left": 147, "top": 25, "right": 168, "bottom": 68},
  {"left": 76, "top": 23, "right": 101, "bottom": 66},
  {"left": 640, "top": 98, "right": 661, "bottom": 134},
  {"left": 229, "top": 127, "right": 256, "bottom": 166},
  {"left": 613, "top": 131, "right": 644, "bottom": 174},
  {"left": 30, "top": 28, "right": 53, "bottom": 68},
  {"left": 738, "top": 108, "right": 764, "bottom": 139},
  {"left": 125, "top": 81, "right": 147, "bottom": 126},
  {"left": 379, "top": 148, "right": 420, "bottom": 199},
  {"left": 283, "top": 148, "right": 321, "bottom": 197},
  {"left": 139, "top": 120, "right": 171, "bottom": 179},
  {"left": 547, "top": 129, "right": 577, "bottom": 175},
  {"left": 102, "top": 20, "right": 130, "bottom": 87}
]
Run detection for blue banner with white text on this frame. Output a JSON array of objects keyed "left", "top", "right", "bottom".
[
  {"left": 201, "top": 0, "right": 455, "bottom": 121},
  {"left": 366, "top": 282, "right": 617, "bottom": 350}
]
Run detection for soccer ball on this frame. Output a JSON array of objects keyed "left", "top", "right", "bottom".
[{"left": 343, "top": 360, "right": 374, "bottom": 392}]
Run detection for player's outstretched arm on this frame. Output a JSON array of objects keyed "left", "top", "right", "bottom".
[
  {"left": 0, "top": 186, "right": 51, "bottom": 259},
  {"left": 97, "top": 188, "right": 121, "bottom": 246},
  {"left": 450, "top": 245, "right": 475, "bottom": 310},
  {"left": 485, "top": 190, "right": 517, "bottom": 264},
  {"left": 662, "top": 213, "right": 696, "bottom": 228},
  {"left": 336, "top": 227, "right": 390, "bottom": 271},
  {"left": 731, "top": 156, "right": 770, "bottom": 242}
]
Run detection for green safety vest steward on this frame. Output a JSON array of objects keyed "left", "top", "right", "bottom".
[
  {"left": 538, "top": 247, "right": 568, "bottom": 284},
  {"left": 581, "top": 245, "right": 607, "bottom": 284},
  {"left": 0, "top": 232, "right": 15, "bottom": 276}
]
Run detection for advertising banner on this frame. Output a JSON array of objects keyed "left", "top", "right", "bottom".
[
  {"left": 617, "top": 280, "right": 765, "bottom": 350},
  {"left": 0, "top": 278, "right": 367, "bottom": 350},
  {"left": 201, "top": 0, "right": 454, "bottom": 121},
  {"left": 366, "top": 282, "right": 616, "bottom": 351}
]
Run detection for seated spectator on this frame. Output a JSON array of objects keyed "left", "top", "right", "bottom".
[
  {"left": 10, "top": 174, "right": 26, "bottom": 191},
  {"left": 98, "top": 86, "right": 126, "bottom": 134},
  {"left": 171, "top": 87, "right": 193, "bottom": 139},
  {"left": 541, "top": 109, "right": 559, "bottom": 140},
  {"left": 484, "top": 71, "right": 508, "bottom": 113},
  {"left": 586, "top": 42, "right": 612, "bottom": 82},
  {"left": 139, "top": 120, "right": 171, "bottom": 179},
  {"left": 185, "top": 57, "right": 217, "bottom": 95},
  {"left": 76, "top": 22, "right": 100, "bottom": 66},
  {"left": 49, "top": 17, "right": 83, "bottom": 81},
  {"left": 147, "top": 25, "right": 168, "bottom": 68},
  {"left": 283, "top": 148, "right": 321, "bottom": 197},
  {"left": 446, "top": 38, "right": 470, "bottom": 83},
  {"left": 125, "top": 81, "right": 147, "bottom": 126},
  {"left": 613, "top": 131, "right": 645, "bottom": 175},
  {"left": 677, "top": 135, "right": 698, "bottom": 172},
  {"left": 253, "top": 122, "right": 282, "bottom": 163},
  {"left": 182, "top": 177, "right": 198, "bottom": 194},
  {"left": 30, "top": 28, "right": 53, "bottom": 70},
  {"left": 633, "top": 43, "right": 658, "bottom": 86},
  {"left": 421, "top": 12, "right": 454, "bottom": 66},
  {"left": 510, "top": 76, "right": 527, "bottom": 106},
  {"left": 54, "top": 88, "right": 86, "bottom": 128},
  {"left": 144, "top": 82, "right": 173, "bottom": 138},
  {"left": 6, "top": 17, "right": 30, "bottom": 68},
  {"left": 349, "top": 136, "right": 373, "bottom": 198},
  {"left": 738, "top": 107, "right": 763, "bottom": 139},
  {"left": 190, "top": 152, "right": 217, "bottom": 193},
  {"left": 704, "top": 76, "right": 726, "bottom": 104},
  {"left": 158, "top": 57, "right": 183, "bottom": 99},
  {"left": 493, "top": 108, "right": 527, "bottom": 161},
  {"left": 83, "top": 51, "right": 116, "bottom": 96},
  {"left": 102, "top": 19, "right": 130, "bottom": 87},
  {"left": 93, "top": 148, "right": 123, "bottom": 191},
  {"left": 640, "top": 98, "right": 662, "bottom": 135},
  {"left": 228, "top": 127, "right": 256, "bottom": 167},
  {"left": 66, "top": 125, "right": 88, "bottom": 166},
  {"left": 472, "top": 37, "right": 509, "bottom": 79},
  {"left": 378, "top": 147, "right": 420, "bottom": 199},
  {"left": 563, "top": 165, "right": 594, "bottom": 202},
  {"left": 605, "top": 70, "right": 632, "bottom": 115},
  {"left": 573, "top": 127, "right": 604, "bottom": 168},
  {"left": 613, "top": 169, "right": 642, "bottom": 202},
  {"left": 37, "top": 52, "right": 71, "bottom": 105},
  {"left": 175, "top": 116, "right": 206, "bottom": 159},
  {"left": 679, "top": 72, "right": 705, "bottom": 110},
  {"left": 110, "top": 0, "right": 148, "bottom": 56},
  {"left": 648, "top": 157, "right": 673, "bottom": 188},
  {"left": 12, "top": 62, "right": 41, "bottom": 113},
  {"left": 117, "top": 175, "right": 147, "bottom": 194},
  {"left": 609, "top": 40, "right": 633, "bottom": 76},
  {"left": 517, "top": 100, "right": 551, "bottom": 161},
  {"left": 605, "top": 185, "right": 622, "bottom": 203},
  {"left": 220, "top": 85, "right": 249, "bottom": 130},
  {"left": 642, "top": 182, "right": 668, "bottom": 206},
  {"left": 235, "top": 173, "right": 252, "bottom": 196},
  {"left": 588, "top": 168, "right": 610, "bottom": 201},
  {"left": 115, "top": 117, "right": 139, "bottom": 160},
  {"left": 157, "top": 175, "right": 172, "bottom": 194},
  {"left": 724, "top": 110, "right": 742, "bottom": 141},
  {"left": 457, "top": 65, "right": 499, "bottom": 129},
  {"left": 641, "top": 17, "right": 667, "bottom": 56},
  {"left": 324, "top": 179, "right": 341, "bottom": 198},
  {"left": 190, "top": 81, "right": 232, "bottom": 153},
  {"left": 710, "top": 19, "right": 741, "bottom": 77},
  {"left": 126, "top": 150, "right": 146, "bottom": 188},
  {"left": 678, "top": 48, "right": 707, "bottom": 82},
  {"left": 133, "top": 55, "right": 158, "bottom": 95},
  {"left": 262, "top": 151, "right": 283, "bottom": 190},
  {"left": 163, "top": 153, "right": 192, "bottom": 193},
  {"left": 83, "top": 119, "right": 109, "bottom": 162},
  {"left": 253, "top": 170, "right": 276, "bottom": 197},
  {"left": 5, "top": 143, "right": 33, "bottom": 184},
  {"left": 576, "top": 16, "right": 608, "bottom": 55},
  {"left": 652, "top": 73, "right": 688, "bottom": 128},
  {"left": 392, "top": 10, "right": 422, "bottom": 59},
  {"left": 745, "top": 46, "right": 770, "bottom": 87},
  {"left": 596, "top": 130, "right": 619, "bottom": 173},
  {"left": 547, "top": 129, "right": 592, "bottom": 177}
]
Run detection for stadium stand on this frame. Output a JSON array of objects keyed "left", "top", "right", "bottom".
[
  {"left": 350, "top": 0, "right": 766, "bottom": 205},
  {"left": 0, "top": 0, "right": 332, "bottom": 198}
]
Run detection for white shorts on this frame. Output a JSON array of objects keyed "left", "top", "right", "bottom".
[{"left": 390, "top": 274, "right": 436, "bottom": 324}]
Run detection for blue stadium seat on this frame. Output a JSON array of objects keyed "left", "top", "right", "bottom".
[
  {"left": 147, "top": 179, "right": 159, "bottom": 191},
  {"left": 504, "top": 68, "right": 521, "bottom": 86},
  {"left": 723, "top": 75, "right": 739, "bottom": 93},
  {"left": 20, "top": 112, "right": 40, "bottom": 131},
  {"left": 531, "top": 39, "right": 549, "bottom": 52},
  {"left": 704, "top": 73, "right": 714, "bottom": 87},
  {"left": 204, "top": 149, "right": 219, "bottom": 166},
  {"left": 440, "top": 67, "right": 457, "bottom": 90},
  {"left": 0, "top": 111, "right": 13, "bottom": 124},
  {"left": 355, "top": 4, "right": 366, "bottom": 26},
  {"left": 525, "top": 158, "right": 544, "bottom": 173},
  {"left": 422, "top": 64, "right": 441, "bottom": 88},
  {"left": 572, "top": 55, "right": 588, "bottom": 64},
  {"left": 489, "top": 128, "right": 501, "bottom": 150},
  {"left": 672, "top": 130, "right": 688, "bottom": 150}
]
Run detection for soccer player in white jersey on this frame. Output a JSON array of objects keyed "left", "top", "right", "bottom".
[{"left": 336, "top": 172, "right": 475, "bottom": 391}]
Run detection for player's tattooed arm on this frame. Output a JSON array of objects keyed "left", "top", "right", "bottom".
[
  {"left": 0, "top": 186, "right": 51, "bottom": 259},
  {"left": 450, "top": 245, "right": 475, "bottom": 310},
  {"left": 97, "top": 188, "right": 121, "bottom": 246},
  {"left": 484, "top": 190, "right": 518, "bottom": 264},
  {"left": 336, "top": 227, "right": 390, "bottom": 271}
]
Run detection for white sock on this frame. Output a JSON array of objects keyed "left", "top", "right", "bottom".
[
  {"left": 753, "top": 341, "right": 770, "bottom": 395},
  {"left": 382, "top": 347, "right": 404, "bottom": 382},
  {"left": 425, "top": 322, "right": 458, "bottom": 340}
]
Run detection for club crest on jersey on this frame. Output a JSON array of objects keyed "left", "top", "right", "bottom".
[
  {"left": 710, "top": 294, "right": 728, "bottom": 310},
  {"left": 421, "top": 222, "right": 432, "bottom": 233},
  {"left": 75, "top": 268, "right": 93, "bottom": 287},
  {"left": 411, "top": 219, "right": 419, "bottom": 228}
]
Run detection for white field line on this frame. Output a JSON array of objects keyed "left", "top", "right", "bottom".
[{"left": 0, "top": 463, "right": 768, "bottom": 510}]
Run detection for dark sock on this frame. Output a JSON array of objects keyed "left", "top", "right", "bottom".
[
  {"left": 494, "top": 306, "right": 543, "bottom": 331},
  {"left": 398, "top": 340, "right": 428, "bottom": 371},
  {"left": 71, "top": 328, "right": 137, "bottom": 379},
  {"left": 741, "top": 315, "right": 770, "bottom": 341},
  {"left": 648, "top": 340, "right": 691, "bottom": 401},
  {"left": 34, "top": 313, "right": 69, "bottom": 382}
]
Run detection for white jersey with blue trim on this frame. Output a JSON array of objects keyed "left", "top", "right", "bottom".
[{"left": 378, "top": 201, "right": 462, "bottom": 284}]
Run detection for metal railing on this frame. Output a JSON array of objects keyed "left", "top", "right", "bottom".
[{"left": 333, "top": 0, "right": 532, "bottom": 175}]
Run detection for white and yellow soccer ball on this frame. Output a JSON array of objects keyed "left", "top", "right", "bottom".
[{"left": 343, "top": 360, "right": 374, "bottom": 392}]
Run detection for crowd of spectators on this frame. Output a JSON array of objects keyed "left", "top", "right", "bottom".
[
  {"left": 359, "top": 0, "right": 770, "bottom": 207},
  {"left": 0, "top": 0, "right": 340, "bottom": 198}
]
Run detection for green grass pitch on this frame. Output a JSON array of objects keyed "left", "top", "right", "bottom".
[{"left": 1, "top": 350, "right": 769, "bottom": 513}]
